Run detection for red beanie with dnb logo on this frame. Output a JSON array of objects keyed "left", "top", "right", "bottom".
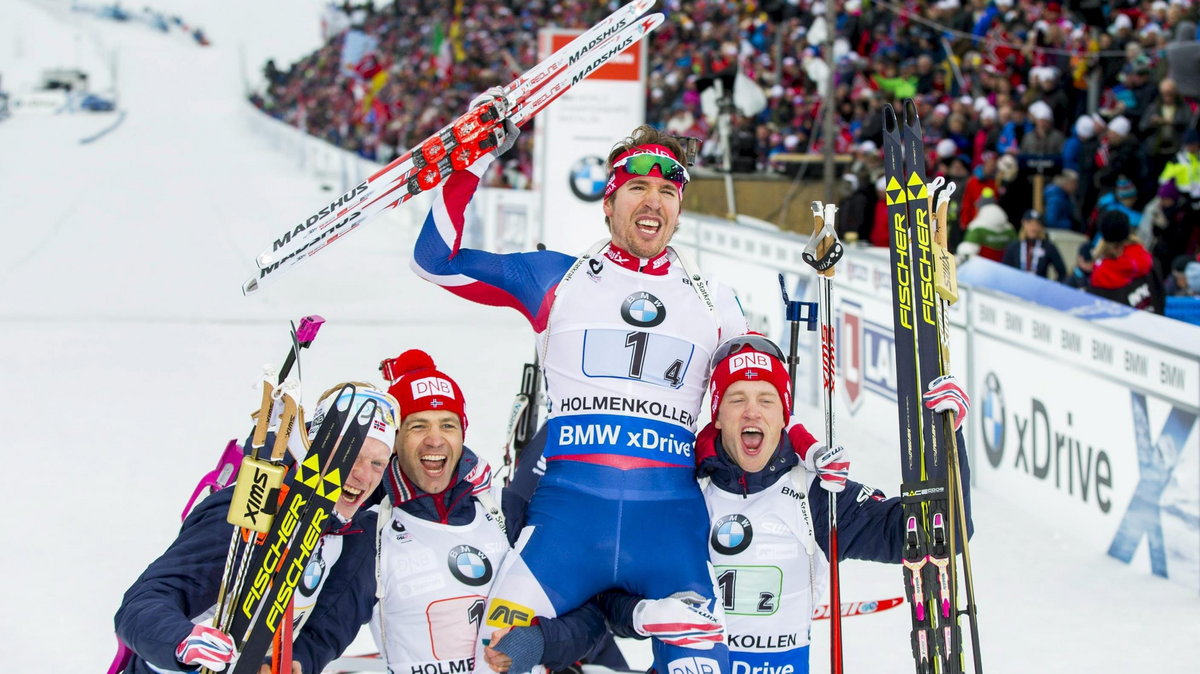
[
  {"left": 709, "top": 337, "right": 793, "bottom": 422},
  {"left": 383, "top": 349, "right": 468, "bottom": 430}
]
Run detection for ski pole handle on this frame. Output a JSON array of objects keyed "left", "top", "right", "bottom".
[
  {"left": 803, "top": 201, "right": 844, "bottom": 277},
  {"left": 278, "top": 315, "right": 325, "bottom": 384}
]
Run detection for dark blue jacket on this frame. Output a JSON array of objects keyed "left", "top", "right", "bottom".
[
  {"left": 114, "top": 485, "right": 376, "bottom": 674},
  {"left": 298, "top": 443, "right": 621, "bottom": 671},
  {"left": 600, "top": 423, "right": 974, "bottom": 637}
]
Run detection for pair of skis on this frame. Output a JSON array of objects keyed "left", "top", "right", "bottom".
[
  {"left": 883, "top": 100, "right": 982, "bottom": 674},
  {"left": 243, "top": 0, "right": 664, "bottom": 295}
]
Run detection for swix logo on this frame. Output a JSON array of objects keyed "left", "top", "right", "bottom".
[
  {"left": 241, "top": 466, "right": 271, "bottom": 525},
  {"left": 411, "top": 377, "right": 455, "bottom": 399},
  {"left": 838, "top": 301, "right": 897, "bottom": 407},
  {"left": 729, "top": 352, "right": 772, "bottom": 373}
]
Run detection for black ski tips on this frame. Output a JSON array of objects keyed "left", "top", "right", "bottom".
[{"left": 883, "top": 103, "right": 899, "bottom": 133}]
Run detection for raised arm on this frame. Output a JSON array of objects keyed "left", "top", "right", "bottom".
[{"left": 410, "top": 154, "right": 574, "bottom": 332}]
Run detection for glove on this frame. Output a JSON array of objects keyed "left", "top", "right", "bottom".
[
  {"left": 175, "top": 624, "right": 236, "bottom": 671},
  {"left": 922, "top": 374, "right": 970, "bottom": 430},
  {"left": 469, "top": 86, "right": 519, "bottom": 157},
  {"left": 803, "top": 443, "right": 849, "bottom": 493},
  {"left": 632, "top": 591, "right": 724, "bottom": 649},
  {"left": 491, "top": 625, "right": 545, "bottom": 674}
]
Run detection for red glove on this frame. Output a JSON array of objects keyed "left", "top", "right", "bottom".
[
  {"left": 803, "top": 443, "right": 849, "bottom": 493},
  {"left": 175, "top": 624, "right": 236, "bottom": 671},
  {"left": 923, "top": 375, "right": 970, "bottom": 430}
]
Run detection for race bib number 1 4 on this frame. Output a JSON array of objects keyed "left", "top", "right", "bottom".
[{"left": 581, "top": 329, "right": 695, "bottom": 389}]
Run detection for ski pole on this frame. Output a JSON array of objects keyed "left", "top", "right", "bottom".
[
  {"left": 930, "top": 181, "right": 984, "bottom": 673},
  {"left": 802, "top": 200, "right": 846, "bottom": 673}
]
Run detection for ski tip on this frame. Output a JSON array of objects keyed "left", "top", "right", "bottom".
[
  {"left": 903, "top": 98, "right": 922, "bottom": 130},
  {"left": 882, "top": 104, "right": 898, "bottom": 132},
  {"left": 242, "top": 278, "right": 260, "bottom": 296}
]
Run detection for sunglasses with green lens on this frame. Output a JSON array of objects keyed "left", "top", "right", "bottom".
[{"left": 614, "top": 153, "right": 691, "bottom": 183}]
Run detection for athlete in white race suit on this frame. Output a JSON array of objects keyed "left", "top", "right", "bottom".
[{"left": 412, "top": 122, "right": 747, "bottom": 674}]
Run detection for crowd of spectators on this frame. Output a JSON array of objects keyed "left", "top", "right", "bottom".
[{"left": 249, "top": 0, "right": 1200, "bottom": 315}]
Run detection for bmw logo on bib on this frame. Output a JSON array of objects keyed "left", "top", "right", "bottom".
[
  {"left": 448, "top": 544, "right": 493, "bottom": 586},
  {"left": 621, "top": 292, "right": 666, "bottom": 328},
  {"left": 711, "top": 514, "right": 753, "bottom": 555},
  {"left": 569, "top": 156, "right": 607, "bottom": 202}
]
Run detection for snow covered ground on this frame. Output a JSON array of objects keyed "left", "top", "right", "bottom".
[{"left": 1, "top": 1, "right": 1196, "bottom": 671}]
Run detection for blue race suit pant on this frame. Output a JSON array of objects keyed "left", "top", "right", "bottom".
[{"left": 480, "top": 459, "right": 729, "bottom": 674}]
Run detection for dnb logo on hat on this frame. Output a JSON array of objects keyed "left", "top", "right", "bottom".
[
  {"left": 569, "top": 156, "right": 608, "bottom": 202},
  {"left": 621, "top": 291, "right": 666, "bottom": 327},
  {"left": 711, "top": 514, "right": 753, "bottom": 555},
  {"left": 411, "top": 376, "right": 456, "bottom": 399},
  {"left": 447, "top": 544, "right": 493, "bottom": 586},
  {"left": 981, "top": 372, "right": 1006, "bottom": 468}
]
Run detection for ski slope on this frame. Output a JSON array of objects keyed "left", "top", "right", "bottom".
[{"left": 1, "top": 1, "right": 1196, "bottom": 671}]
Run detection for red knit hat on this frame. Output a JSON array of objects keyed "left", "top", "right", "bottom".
[
  {"left": 381, "top": 349, "right": 467, "bottom": 430},
  {"left": 709, "top": 334, "right": 792, "bottom": 422}
]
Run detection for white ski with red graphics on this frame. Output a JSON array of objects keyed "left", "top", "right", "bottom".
[
  {"left": 243, "top": 3, "right": 661, "bottom": 295},
  {"left": 812, "top": 596, "right": 906, "bottom": 621}
]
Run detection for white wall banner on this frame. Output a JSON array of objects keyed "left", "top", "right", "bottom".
[{"left": 533, "top": 28, "right": 645, "bottom": 255}]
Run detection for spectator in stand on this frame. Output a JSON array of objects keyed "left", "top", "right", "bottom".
[
  {"left": 1069, "top": 241, "right": 1095, "bottom": 289},
  {"left": 869, "top": 175, "right": 890, "bottom": 248},
  {"left": 838, "top": 173, "right": 876, "bottom": 245},
  {"left": 1140, "top": 78, "right": 1194, "bottom": 180},
  {"left": 1043, "top": 169, "right": 1082, "bottom": 232},
  {"left": 1096, "top": 176, "right": 1145, "bottom": 233},
  {"left": 959, "top": 187, "right": 1015, "bottom": 262},
  {"left": 1145, "top": 178, "right": 1198, "bottom": 273},
  {"left": 1021, "top": 101, "right": 1065, "bottom": 157},
  {"left": 1003, "top": 209, "right": 1067, "bottom": 281},
  {"left": 959, "top": 150, "right": 998, "bottom": 235},
  {"left": 1064, "top": 115, "right": 1101, "bottom": 218},
  {"left": 1159, "top": 129, "right": 1200, "bottom": 210},
  {"left": 1164, "top": 254, "right": 1200, "bottom": 296},
  {"left": 1087, "top": 210, "right": 1157, "bottom": 312},
  {"left": 1096, "top": 116, "right": 1148, "bottom": 200}
]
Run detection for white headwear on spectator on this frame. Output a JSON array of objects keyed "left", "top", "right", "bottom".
[
  {"left": 936, "top": 138, "right": 958, "bottom": 158},
  {"left": 958, "top": 95, "right": 972, "bottom": 106},
  {"left": 784, "top": 134, "right": 800, "bottom": 150},
  {"left": 997, "top": 154, "right": 1019, "bottom": 181},
  {"left": 981, "top": 106, "right": 998, "bottom": 122},
  {"left": 842, "top": 173, "right": 860, "bottom": 191},
  {"left": 934, "top": 103, "right": 951, "bottom": 117},
  {"left": 875, "top": 176, "right": 888, "bottom": 192},
  {"left": 1109, "top": 116, "right": 1132, "bottom": 137},
  {"left": 935, "top": 0, "right": 961, "bottom": 9},
  {"left": 857, "top": 140, "right": 878, "bottom": 154},
  {"left": 974, "top": 96, "right": 990, "bottom": 111},
  {"left": 1151, "top": 0, "right": 1169, "bottom": 12},
  {"left": 1112, "top": 14, "right": 1133, "bottom": 32},
  {"left": 1029, "top": 101, "right": 1053, "bottom": 122},
  {"left": 1075, "top": 115, "right": 1097, "bottom": 140},
  {"left": 1141, "top": 23, "right": 1163, "bottom": 37},
  {"left": 845, "top": 0, "right": 862, "bottom": 12},
  {"left": 994, "top": 0, "right": 1013, "bottom": 7},
  {"left": 769, "top": 84, "right": 785, "bottom": 98}
]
